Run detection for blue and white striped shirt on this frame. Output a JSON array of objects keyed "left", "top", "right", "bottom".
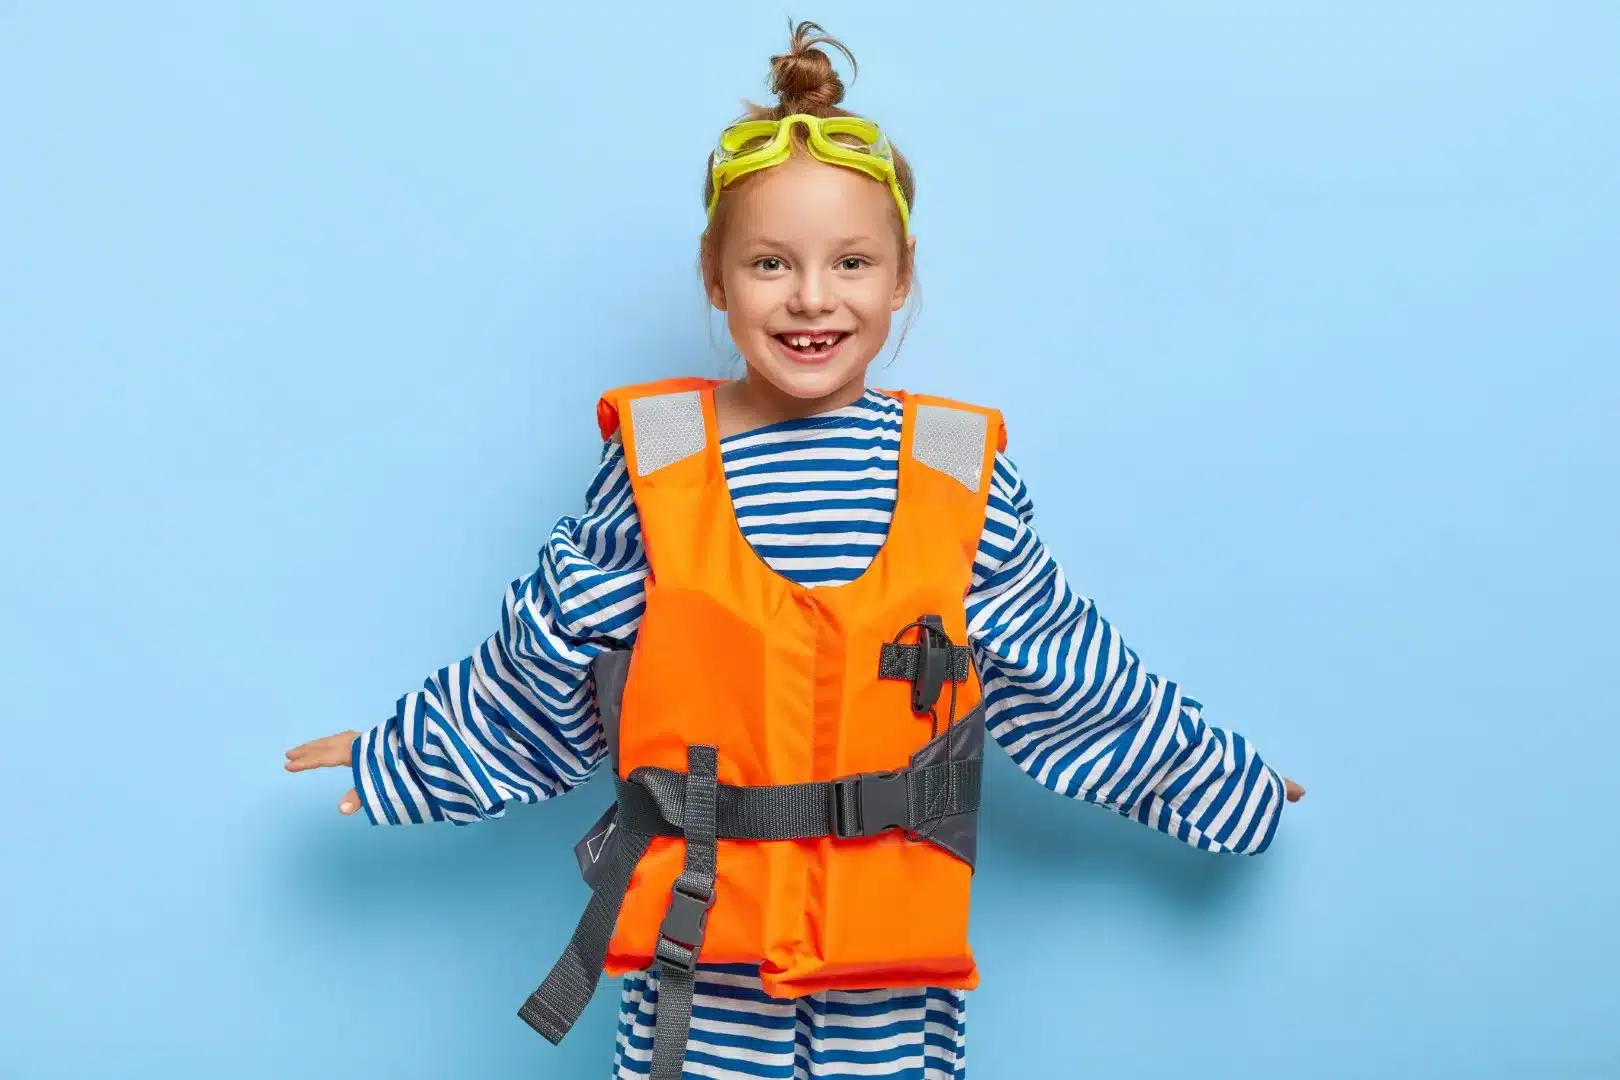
[{"left": 352, "top": 388, "right": 1287, "bottom": 1078}]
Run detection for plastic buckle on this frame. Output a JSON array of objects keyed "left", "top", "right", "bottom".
[
  {"left": 834, "top": 770, "right": 910, "bottom": 838},
  {"left": 911, "top": 615, "right": 950, "bottom": 714},
  {"left": 655, "top": 882, "right": 714, "bottom": 973}
]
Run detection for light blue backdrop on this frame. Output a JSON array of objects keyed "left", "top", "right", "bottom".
[{"left": 2, "top": 3, "right": 1616, "bottom": 1077}]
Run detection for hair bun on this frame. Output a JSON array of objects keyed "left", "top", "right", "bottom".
[{"left": 768, "top": 21, "right": 856, "bottom": 111}]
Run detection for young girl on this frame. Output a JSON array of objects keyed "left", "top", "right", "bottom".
[{"left": 286, "top": 22, "right": 1303, "bottom": 1080}]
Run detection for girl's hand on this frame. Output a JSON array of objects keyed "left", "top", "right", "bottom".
[
  {"left": 1283, "top": 777, "right": 1306, "bottom": 802},
  {"left": 285, "top": 731, "right": 362, "bottom": 815}
]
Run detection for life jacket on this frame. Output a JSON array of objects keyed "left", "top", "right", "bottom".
[{"left": 518, "top": 377, "right": 1005, "bottom": 1078}]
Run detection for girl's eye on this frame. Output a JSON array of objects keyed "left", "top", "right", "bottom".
[
  {"left": 756, "top": 257, "right": 785, "bottom": 272},
  {"left": 839, "top": 257, "right": 868, "bottom": 271}
]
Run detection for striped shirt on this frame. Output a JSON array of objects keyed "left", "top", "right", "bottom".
[{"left": 352, "top": 388, "right": 1287, "bottom": 1078}]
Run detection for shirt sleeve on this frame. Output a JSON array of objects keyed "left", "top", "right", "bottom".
[
  {"left": 351, "top": 436, "right": 649, "bottom": 825},
  {"left": 964, "top": 452, "right": 1286, "bottom": 855}
]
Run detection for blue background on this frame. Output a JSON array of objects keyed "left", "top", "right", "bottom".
[{"left": 2, "top": 2, "right": 1616, "bottom": 1077}]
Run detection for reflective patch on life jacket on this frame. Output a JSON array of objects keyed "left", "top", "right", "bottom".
[
  {"left": 912, "top": 404, "right": 990, "bottom": 492},
  {"left": 627, "top": 390, "right": 706, "bottom": 476}
]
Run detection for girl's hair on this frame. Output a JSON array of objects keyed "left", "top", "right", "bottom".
[{"left": 698, "top": 20, "right": 917, "bottom": 297}]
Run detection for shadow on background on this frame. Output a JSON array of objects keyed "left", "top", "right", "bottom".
[
  {"left": 265, "top": 774, "right": 628, "bottom": 1074},
  {"left": 274, "top": 779, "right": 612, "bottom": 915}
]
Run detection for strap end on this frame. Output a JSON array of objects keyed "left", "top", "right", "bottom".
[{"left": 517, "top": 993, "right": 571, "bottom": 1046}]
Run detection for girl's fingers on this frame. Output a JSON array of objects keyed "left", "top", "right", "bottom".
[
  {"left": 283, "top": 736, "right": 362, "bottom": 816},
  {"left": 283, "top": 748, "right": 341, "bottom": 771},
  {"left": 284, "top": 732, "right": 360, "bottom": 771},
  {"left": 1284, "top": 778, "right": 1306, "bottom": 802}
]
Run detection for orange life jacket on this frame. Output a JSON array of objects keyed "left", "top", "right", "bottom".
[{"left": 520, "top": 377, "right": 1006, "bottom": 1076}]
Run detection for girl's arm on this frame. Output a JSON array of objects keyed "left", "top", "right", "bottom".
[
  {"left": 965, "top": 453, "right": 1286, "bottom": 855},
  {"left": 351, "top": 437, "right": 649, "bottom": 825}
]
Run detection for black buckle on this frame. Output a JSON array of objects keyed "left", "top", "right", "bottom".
[
  {"left": 655, "top": 882, "right": 714, "bottom": 973},
  {"left": 833, "top": 770, "right": 911, "bottom": 838},
  {"left": 912, "top": 615, "right": 950, "bottom": 714}
]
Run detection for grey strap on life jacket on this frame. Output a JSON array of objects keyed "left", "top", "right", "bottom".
[
  {"left": 879, "top": 640, "right": 972, "bottom": 684},
  {"left": 911, "top": 403, "right": 991, "bottom": 492},
  {"left": 521, "top": 605, "right": 987, "bottom": 1067},
  {"left": 516, "top": 820, "right": 653, "bottom": 1043},
  {"left": 649, "top": 744, "right": 718, "bottom": 1079},
  {"left": 515, "top": 721, "right": 984, "bottom": 1055},
  {"left": 628, "top": 390, "right": 707, "bottom": 476},
  {"left": 517, "top": 685, "right": 984, "bottom": 1067},
  {"left": 613, "top": 751, "right": 983, "bottom": 846}
]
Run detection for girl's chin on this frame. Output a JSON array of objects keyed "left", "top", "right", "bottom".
[{"left": 747, "top": 348, "right": 870, "bottom": 401}]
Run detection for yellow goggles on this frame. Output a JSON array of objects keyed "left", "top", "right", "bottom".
[{"left": 708, "top": 113, "right": 910, "bottom": 234}]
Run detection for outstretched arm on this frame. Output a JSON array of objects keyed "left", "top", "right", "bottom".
[
  {"left": 964, "top": 453, "right": 1298, "bottom": 854},
  {"left": 287, "top": 437, "right": 651, "bottom": 824}
]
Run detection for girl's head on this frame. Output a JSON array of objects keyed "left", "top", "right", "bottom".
[{"left": 700, "top": 22, "right": 917, "bottom": 406}]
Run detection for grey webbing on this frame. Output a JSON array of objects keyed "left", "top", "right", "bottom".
[
  {"left": 878, "top": 641, "right": 972, "bottom": 684},
  {"left": 518, "top": 754, "right": 981, "bottom": 1054},
  {"left": 616, "top": 759, "right": 982, "bottom": 840},
  {"left": 517, "top": 825, "right": 654, "bottom": 1044},
  {"left": 650, "top": 745, "right": 718, "bottom": 1080},
  {"left": 901, "top": 759, "right": 982, "bottom": 822}
]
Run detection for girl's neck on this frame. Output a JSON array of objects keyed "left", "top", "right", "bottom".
[{"left": 714, "top": 368, "right": 868, "bottom": 439}]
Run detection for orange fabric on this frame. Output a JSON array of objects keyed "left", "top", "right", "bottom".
[{"left": 597, "top": 378, "right": 1004, "bottom": 998}]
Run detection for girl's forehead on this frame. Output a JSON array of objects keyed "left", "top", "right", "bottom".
[{"left": 724, "top": 156, "right": 896, "bottom": 239}]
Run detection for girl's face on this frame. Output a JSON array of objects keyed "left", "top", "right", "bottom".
[{"left": 708, "top": 153, "right": 913, "bottom": 404}]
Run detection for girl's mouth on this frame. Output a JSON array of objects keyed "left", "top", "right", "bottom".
[{"left": 773, "top": 331, "right": 850, "bottom": 364}]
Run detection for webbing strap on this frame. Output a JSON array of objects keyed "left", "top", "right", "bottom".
[
  {"left": 616, "top": 758, "right": 982, "bottom": 841},
  {"left": 650, "top": 745, "right": 718, "bottom": 1080},
  {"left": 878, "top": 641, "right": 972, "bottom": 684},
  {"left": 518, "top": 825, "right": 654, "bottom": 1044},
  {"left": 518, "top": 755, "right": 981, "bottom": 1053}
]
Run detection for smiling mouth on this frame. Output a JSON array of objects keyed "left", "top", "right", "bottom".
[{"left": 774, "top": 331, "right": 850, "bottom": 360}]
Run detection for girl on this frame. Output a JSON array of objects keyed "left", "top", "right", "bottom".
[{"left": 286, "top": 22, "right": 1303, "bottom": 1080}]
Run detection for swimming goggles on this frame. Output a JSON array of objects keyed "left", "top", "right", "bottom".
[{"left": 707, "top": 113, "right": 911, "bottom": 233}]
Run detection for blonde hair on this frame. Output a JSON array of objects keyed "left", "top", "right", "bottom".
[{"left": 698, "top": 20, "right": 917, "bottom": 297}]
